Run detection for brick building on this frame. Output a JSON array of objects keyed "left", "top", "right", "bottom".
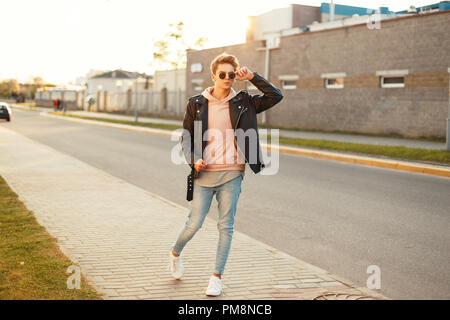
[{"left": 186, "top": 9, "right": 450, "bottom": 138}]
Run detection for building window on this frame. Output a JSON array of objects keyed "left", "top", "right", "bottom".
[
  {"left": 324, "top": 77, "right": 344, "bottom": 89},
  {"left": 278, "top": 75, "right": 299, "bottom": 90},
  {"left": 321, "top": 73, "right": 346, "bottom": 89},
  {"left": 190, "top": 63, "right": 203, "bottom": 73},
  {"left": 379, "top": 76, "right": 405, "bottom": 88},
  {"left": 376, "top": 70, "right": 408, "bottom": 88},
  {"left": 191, "top": 79, "right": 203, "bottom": 91},
  {"left": 281, "top": 80, "right": 297, "bottom": 90}
]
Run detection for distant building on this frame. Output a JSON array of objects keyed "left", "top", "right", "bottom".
[
  {"left": 396, "top": 1, "right": 450, "bottom": 14},
  {"left": 75, "top": 69, "right": 105, "bottom": 87},
  {"left": 246, "top": 3, "right": 394, "bottom": 47},
  {"left": 82, "top": 69, "right": 186, "bottom": 115},
  {"left": 319, "top": 2, "right": 392, "bottom": 22},
  {"left": 87, "top": 69, "right": 152, "bottom": 97},
  {"left": 246, "top": 4, "right": 321, "bottom": 45},
  {"left": 187, "top": 4, "right": 450, "bottom": 138}
]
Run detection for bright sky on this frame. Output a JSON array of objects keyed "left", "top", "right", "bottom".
[{"left": 0, "top": 0, "right": 439, "bottom": 85}]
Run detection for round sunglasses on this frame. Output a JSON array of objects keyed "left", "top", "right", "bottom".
[{"left": 218, "top": 71, "right": 236, "bottom": 80}]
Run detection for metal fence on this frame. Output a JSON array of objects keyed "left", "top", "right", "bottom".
[
  {"left": 96, "top": 89, "right": 186, "bottom": 116},
  {"left": 34, "top": 89, "right": 187, "bottom": 116},
  {"left": 35, "top": 90, "right": 85, "bottom": 110}
]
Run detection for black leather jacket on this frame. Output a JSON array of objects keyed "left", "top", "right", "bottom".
[{"left": 181, "top": 72, "right": 283, "bottom": 201}]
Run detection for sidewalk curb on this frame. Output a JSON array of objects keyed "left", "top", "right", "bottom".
[
  {"left": 264, "top": 144, "right": 450, "bottom": 178},
  {"left": 41, "top": 111, "right": 450, "bottom": 179}
]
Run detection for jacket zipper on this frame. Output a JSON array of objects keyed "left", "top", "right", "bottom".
[{"left": 234, "top": 106, "right": 248, "bottom": 131}]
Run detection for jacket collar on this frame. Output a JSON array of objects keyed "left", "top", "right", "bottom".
[
  {"left": 193, "top": 95, "right": 207, "bottom": 104},
  {"left": 193, "top": 90, "right": 246, "bottom": 105},
  {"left": 229, "top": 90, "right": 246, "bottom": 103}
]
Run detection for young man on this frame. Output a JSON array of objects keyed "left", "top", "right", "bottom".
[{"left": 170, "top": 53, "right": 283, "bottom": 296}]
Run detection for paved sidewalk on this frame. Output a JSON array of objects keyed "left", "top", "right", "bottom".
[{"left": 0, "top": 125, "right": 387, "bottom": 300}]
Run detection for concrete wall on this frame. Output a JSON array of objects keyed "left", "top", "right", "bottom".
[
  {"left": 248, "top": 4, "right": 321, "bottom": 41},
  {"left": 153, "top": 69, "right": 186, "bottom": 91},
  {"left": 321, "top": 13, "right": 355, "bottom": 22},
  {"left": 187, "top": 11, "right": 450, "bottom": 138},
  {"left": 292, "top": 4, "right": 321, "bottom": 26},
  {"left": 249, "top": 6, "right": 293, "bottom": 41},
  {"left": 87, "top": 78, "right": 136, "bottom": 96}
]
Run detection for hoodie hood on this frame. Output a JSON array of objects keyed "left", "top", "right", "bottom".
[{"left": 202, "top": 87, "right": 236, "bottom": 103}]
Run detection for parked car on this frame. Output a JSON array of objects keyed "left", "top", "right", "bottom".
[
  {"left": 15, "top": 95, "right": 25, "bottom": 103},
  {"left": 0, "top": 102, "right": 12, "bottom": 121}
]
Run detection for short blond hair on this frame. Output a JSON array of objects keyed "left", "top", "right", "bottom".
[{"left": 210, "top": 53, "right": 240, "bottom": 75}]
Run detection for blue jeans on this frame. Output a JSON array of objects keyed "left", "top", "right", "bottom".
[{"left": 172, "top": 175, "right": 242, "bottom": 275}]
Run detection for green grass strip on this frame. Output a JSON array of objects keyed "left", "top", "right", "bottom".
[
  {"left": 0, "top": 175, "right": 102, "bottom": 300},
  {"left": 274, "top": 136, "right": 450, "bottom": 165},
  {"left": 261, "top": 125, "right": 445, "bottom": 143}
]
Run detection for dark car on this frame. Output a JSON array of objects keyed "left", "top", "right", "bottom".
[
  {"left": 15, "top": 95, "right": 25, "bottom": 103},
  {"left": 0, "top": 102, "right": 12, "bottom": 121}
]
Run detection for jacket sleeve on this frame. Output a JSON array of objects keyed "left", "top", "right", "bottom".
[
  {"left": 248, "top": 72, "right": 283, "bottom": 114},
  {"left": 181, "top": 100, "right": 201, "bottom": 172}
]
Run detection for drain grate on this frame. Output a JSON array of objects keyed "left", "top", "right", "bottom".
[{"left": 313, "top": 293, "right": 381, "bottom": 300}]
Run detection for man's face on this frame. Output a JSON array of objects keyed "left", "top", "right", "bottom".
[{"left": 212, "top": 63, "right": 236, "bottom": 89}]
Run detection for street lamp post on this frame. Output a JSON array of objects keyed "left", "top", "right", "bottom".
[
  {"left": 446, "top": 68, "right": 450, "bottom": 151},
  {"left": 257, "top": 38, "right": 279, "bottom": 125},
  {"left": 135, "top": 77, "right": 139, "bottom": 122},
  {"left": 330, "top": 0, "right": 335, "bottom": 22}
]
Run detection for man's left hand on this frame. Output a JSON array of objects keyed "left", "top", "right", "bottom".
[{"left": 235, "top": 67, "right": 254, "bottom": 81}]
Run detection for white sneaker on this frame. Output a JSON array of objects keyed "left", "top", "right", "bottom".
[
  {"left": 168, "top": 250, "right": 184, "bottom": 280},
  {"left": 205, "top": 275, "right": 223, "bottom": 296}
]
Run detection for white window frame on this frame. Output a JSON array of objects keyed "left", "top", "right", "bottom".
[
  {"left": 379, "top": 76, "right": 405, "bottom": 88},
  {"left": 191, "top": 79, "right": 203, "bottom": 91},
  {"left": 376, "top": 70, "right": 408, "bottom": 88},
  {"left": 321, "top": 72, "right": 346, "bottom": 89},
  {"left": 190, "top": 63, "right": 203, "bottom": 73},
  {"left": 278, "top": 75, "right": 299, "bottom": 90},
  {"left": 281, "top": 80, "right": 297, "bottom": 90}
]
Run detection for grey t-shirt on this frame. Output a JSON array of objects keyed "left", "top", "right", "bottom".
[{"left": 194, "top": 168, "right": 245, "bottom": 187}]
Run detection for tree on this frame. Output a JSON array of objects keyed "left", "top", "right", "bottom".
[
  {"left": 0, "top": 79, "right": 19, "bottom": 98},
  {"left": 32, "top": 76, "right": 44, "bottom": 88},
  {"left": 21, "top": 76, "right": 47, "bottom": 99},
  {"left": 151, "top": 21, "right": 207, "bottom": 71}
]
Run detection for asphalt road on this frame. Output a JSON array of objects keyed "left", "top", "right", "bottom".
[{"left": 2, "top": 110, "right": 450, "bottom": 299}]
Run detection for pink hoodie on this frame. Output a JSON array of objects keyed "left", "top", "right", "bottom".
[{"left": 201, "top": 87, "right": 246, "bottom": 171}]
